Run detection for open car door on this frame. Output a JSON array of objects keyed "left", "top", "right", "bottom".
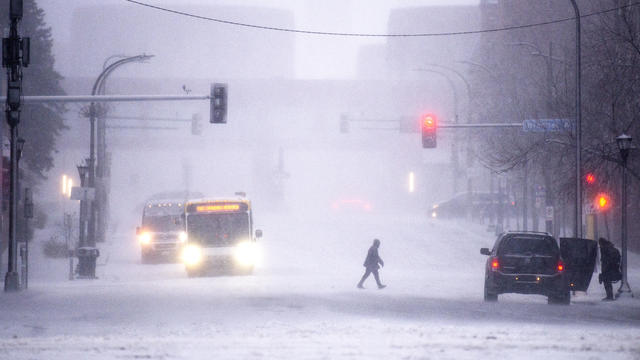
[{"left": 559, "top": 238, "right": 598, "bottom": 292}]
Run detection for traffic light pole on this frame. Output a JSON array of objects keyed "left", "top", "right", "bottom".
[
  {"left": 3, "top": 0, "right": 29, "bottom": 292},
  {"left": 4, "top": 124, "right": 20, "bottom": 290},
  {"left": 570, "top": 0, "right": 583, "bottom": 239}
]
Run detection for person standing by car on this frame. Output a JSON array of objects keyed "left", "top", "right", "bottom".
[
  {"left": 598, "top": 237, "right": 622, "bottom": 301},
  {"left": 357, "top": 239, "right": 386, "bottom": 289}
]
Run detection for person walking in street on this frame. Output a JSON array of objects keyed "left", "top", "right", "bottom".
[
  {"left": 357, "top": 238, "right": 386, "bottom": 289},
  {"left": 598, "top": 237, "right": 622, "bottom": 301}
]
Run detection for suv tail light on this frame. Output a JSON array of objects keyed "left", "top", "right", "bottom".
[
  {"left": 557, "top": 260, "right": 565, "bottom": 272},
  {"left": 490, "top": 257, "right": 499, "bottom": 271}
]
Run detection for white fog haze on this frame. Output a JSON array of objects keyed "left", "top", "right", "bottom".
[{"left": 1, "top": 0, "right": 640, "bottom": 359}]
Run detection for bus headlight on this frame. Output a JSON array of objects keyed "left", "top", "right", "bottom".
[
  {"left": 178, "top": 231, "right": 188, "bottom": 243},
  {"left": 182, "top": 244, "right": 202, "bottom": 267},
  {"left": 138, "top": 232, "right": 152, "bottom": 245},
  {"left": 234, "top": 241, "right": 258, "bottom": 267}
]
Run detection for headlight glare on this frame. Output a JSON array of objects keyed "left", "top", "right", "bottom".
[
  {"left": 182, "top": 244, "right": 202, "bottom": 266},
  {"left": 234, "top": 241, "right": 258, "bottom": 267},
  {"left": 139, "top": 232, "right": 152, "bottom": 245}
]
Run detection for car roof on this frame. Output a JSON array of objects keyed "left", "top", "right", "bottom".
[
  {"left": 502, "top": 230, "right": 552, "bottom": 237},
  {"left": 495, "top": 231, "right": 558, "bottom": 248},
  {"left": 145, "top": 199, "right": 185, "bottom": 206}
]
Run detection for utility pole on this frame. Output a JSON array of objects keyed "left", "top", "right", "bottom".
[
  {"left": 570, "top": 0, "right": 583, "bottom": 239},
  {"left": 3, "top": 0, "right": 30, "bottom": 292}
]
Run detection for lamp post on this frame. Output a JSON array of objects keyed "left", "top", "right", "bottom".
[
  {"left": 16, "top": 138, "right": 25, "bottom": 161},
  {"left": 88, "top": 54, "right": 153, "bottom": 248},
  {"left": 76, "top": 162, "right": 89, "bottom": 249},
  {"left": 61, "top": 174, "right": 73, "bottom": 280},
  {"left": 615, "top": 134, "right": 634, "bottom": 298}
]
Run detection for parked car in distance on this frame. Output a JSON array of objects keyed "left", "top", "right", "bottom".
[{"left": 431, "top": 192, "right": 515, "bottom": 220}]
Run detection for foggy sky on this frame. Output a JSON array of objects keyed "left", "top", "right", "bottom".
[{"left": 38, "top": 0, "right": 479, "bottom": 79}]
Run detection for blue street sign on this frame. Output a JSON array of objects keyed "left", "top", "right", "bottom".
[{"left": 522, "top": 118, "right": 573, "bottom": 132}]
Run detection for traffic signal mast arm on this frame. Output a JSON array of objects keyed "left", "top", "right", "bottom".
[
  {"left": 1, "top": 83, "right": 228, "bottom": 125},
  {"left": 3, "top": 94, "right": 212, "bottom": 103},
  {"left": 438, "top": 123, "right": 522, "bottom": 128}
]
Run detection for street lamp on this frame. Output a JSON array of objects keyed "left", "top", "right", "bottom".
[
  {"left": 88, "top": 53, "right": 153, "bottom": 248},
  {"left": 615, "top": 134, "right": 633, "bottom": 298}
]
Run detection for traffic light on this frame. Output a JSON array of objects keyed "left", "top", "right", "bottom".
[
  {"left": 595, "top": 193, "right": 611, "bottom": 211},
  {"left": 191, "top": 114, "right": 202, "bottom": 135},
  {"left": 584, "top": 172, "right": 599, "bottom": 200},
  {"left": 421, "top": 114, "right": 437, "bottom": 148},
  {"left": 210, "top": 83, "right": 227, "bottom": 124},
  {"left": 585, "top": 173, "right": 596, "bottom": 185},
  {"left": 10, "top": 0, "right": 24, "bottom": 20}
]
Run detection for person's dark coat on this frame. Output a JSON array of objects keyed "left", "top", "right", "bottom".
[
  {"left": 363, "top": 242, "right": 384, "bottom": 270},
  {"left": 599, "top": 238, "right": 622, "bottom": 283}
]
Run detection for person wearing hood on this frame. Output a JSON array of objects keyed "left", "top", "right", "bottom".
[
  {"left": 598, "top": 237, "right": 622, "bottom": 301},
  {"left": 357, "top": 238, "right": 386, "bottom": 289}
]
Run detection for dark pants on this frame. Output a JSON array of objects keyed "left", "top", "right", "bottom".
[
  {"left": 358, "top": 267, "right": 382, "bottom": 287},
  {"left": 604, "top": 281, "right": 614, "bottom": 299}
]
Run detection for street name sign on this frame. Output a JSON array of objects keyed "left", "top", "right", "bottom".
[{"left": 522, "top": 118, "right": 572, "bottom": 132}]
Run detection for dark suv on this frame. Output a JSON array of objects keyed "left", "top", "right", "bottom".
[{"left": 481, "top": 231, "right": 571, "bottom": 304}]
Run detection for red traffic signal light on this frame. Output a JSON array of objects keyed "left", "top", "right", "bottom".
[
  {"left": 421, "top": 114, "right": 437, "bottom": 148},
  {"left": 423, "top": 114, "right": 436, "bottom": 129},
  {"left": 585, "top": 173, "right": 596, "bottom": 185},
  {"left": 595, "top": 193, "right": 611, "bottom": 211}
]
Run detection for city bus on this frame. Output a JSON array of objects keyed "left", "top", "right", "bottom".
[
  {"left": 181, "top": 196, "right": 262, "bottom": 276},
  {"left": 136, "top": 199, "right": 187, "bottom": 263}
]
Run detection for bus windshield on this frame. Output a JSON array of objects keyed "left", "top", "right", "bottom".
[
  {"left": 142, "top": 215, "right": 184, "bottom": 232},
  {"left": 187, "top": 212, "right": 250, "bottom": 246}
]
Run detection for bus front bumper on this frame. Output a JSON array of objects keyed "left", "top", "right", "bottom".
[{"left": 182, "top": 243, "right": 258, "bottom": 270}]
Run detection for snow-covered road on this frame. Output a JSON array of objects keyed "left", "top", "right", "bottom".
[{"left": 1, "top": 213, "right": 639, "bottom": 359}]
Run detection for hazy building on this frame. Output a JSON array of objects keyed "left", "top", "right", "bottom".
[
  {"left": 386, "top": 6, "right": 481, "bottom": 78},
  {"left": 63, "top": 4, "right": 295, "bottom": 80},
  {"left": 356, "top": 44, "right": 387, "bottom": 80}
]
